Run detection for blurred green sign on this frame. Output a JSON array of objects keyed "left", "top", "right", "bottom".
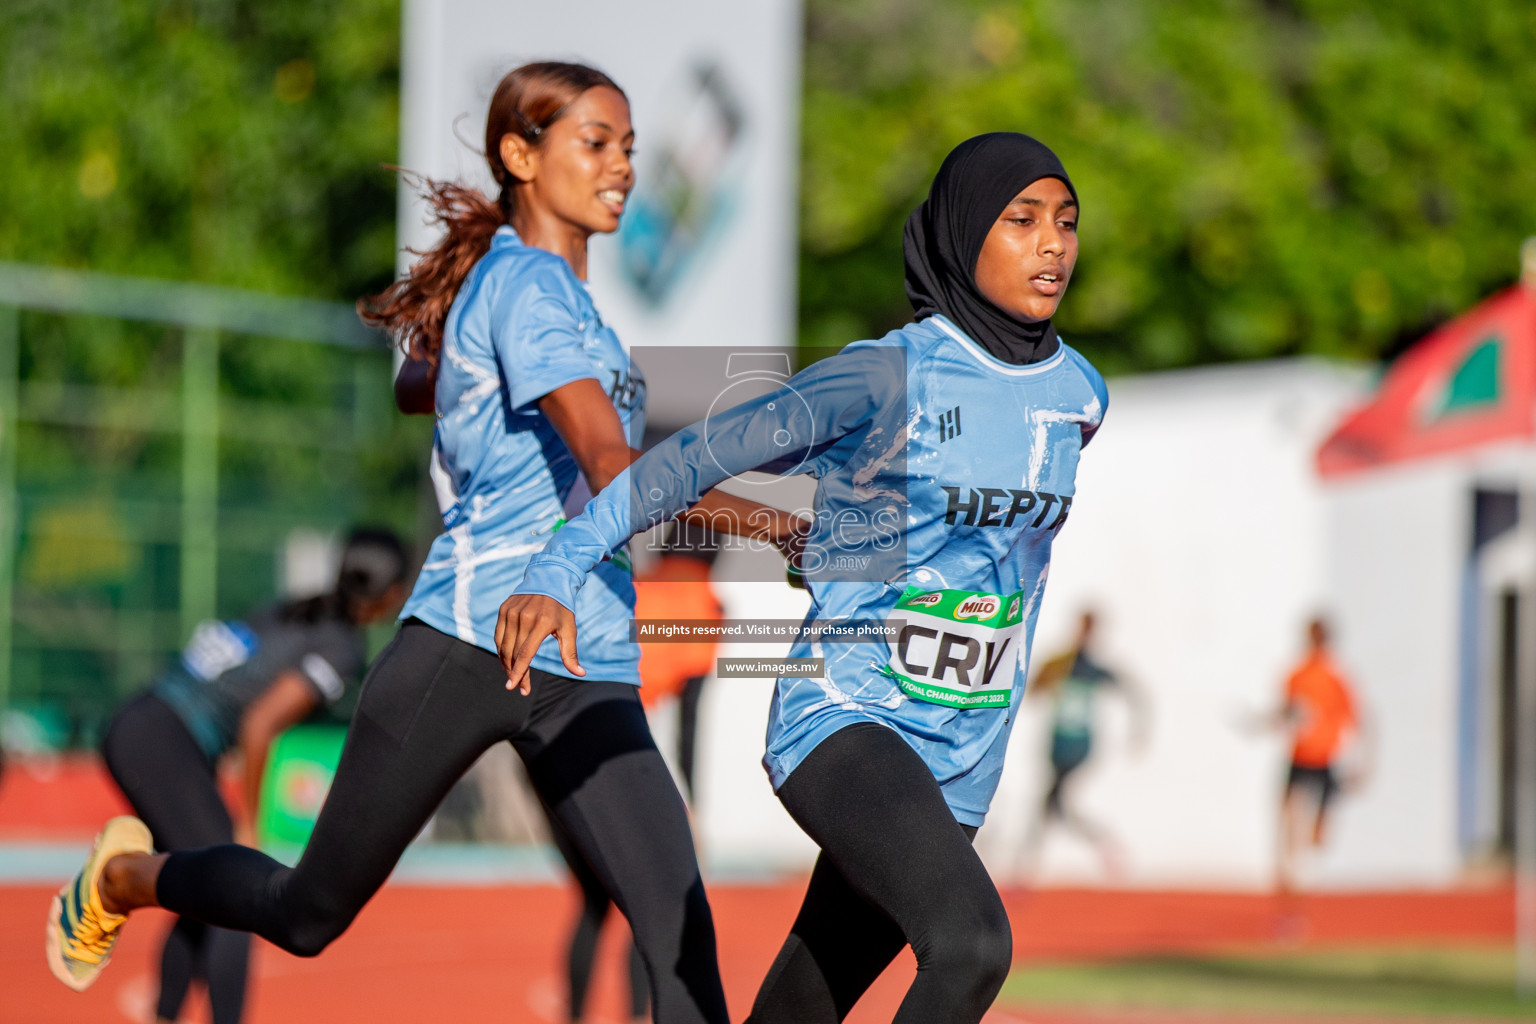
[{"left": 256, "top": 724, "right": 346, "bottom": 852}]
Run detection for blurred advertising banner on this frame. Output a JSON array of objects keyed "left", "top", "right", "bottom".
[
  {"left": 399, "top": 0, "right": 802, "bottom": 429},
  {"left": 256, "top": 725, "right": 346, "bottom": 855}
]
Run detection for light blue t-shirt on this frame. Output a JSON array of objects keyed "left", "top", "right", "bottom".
[
  {"left": 401, "top": 226, "right": 646, "bottom": 683},
  {"left": 517, "top": 315, "right": 1106, "bottom": 824}
]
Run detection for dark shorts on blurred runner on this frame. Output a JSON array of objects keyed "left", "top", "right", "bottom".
[{"left": 1285, "top": 762, "right": 1339, "bottom": 810}]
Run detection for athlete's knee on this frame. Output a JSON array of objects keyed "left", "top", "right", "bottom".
[
  {"left": 276, "top": 906, "right": 353, "bottom": 958},
  {"left": 919, "top": 900, "right": 1012, "bottom": 992},
  {"left": 271, "top": 881, "right": 362, "bottom": 957}
]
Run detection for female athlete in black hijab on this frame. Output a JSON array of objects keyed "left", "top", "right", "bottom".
[
  {"left": 496, "top": 130, "right": 1095, "bottom": 1024},
  {"left": 746, "top": 134, "right": 1086, "bottom": 1024},
  {"left": 904, "top": 131, "right": 1077, "bottom": 365}
]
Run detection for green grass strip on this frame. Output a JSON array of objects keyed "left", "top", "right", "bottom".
[{"left": 1000, "top": 946, "right": 1536, "bottom": 1019}]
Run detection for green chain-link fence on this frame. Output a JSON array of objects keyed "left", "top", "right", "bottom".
[{"left": 0, "top": 263, "right": 430, "bottom": 749}]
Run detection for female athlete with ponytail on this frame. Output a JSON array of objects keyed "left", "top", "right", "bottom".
[
  {"left": 49, "top": 61, "right": 800, "bottom": 1024},
  {"left": 496, "top": 132, "right": 1107, "bottom": 1024}
]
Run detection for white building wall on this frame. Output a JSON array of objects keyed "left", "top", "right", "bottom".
[
  {"left": 1319, "top": 464, "right": 1468, "bottom": 885},
  {"left": 970, "top": 360, "right": 1370, "bottom": 888},
  {"left": 621, "top": 358, "right": 1484, "bottom": 890}
]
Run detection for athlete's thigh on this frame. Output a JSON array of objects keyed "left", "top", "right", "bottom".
[
  {"left": 286, "top": 622, "right": 525, "bottom": 903},
  {"left": 545, "top": 803, "right": 612, "bottom": 912},
  {"left": 516, "top": 675, "right": 727, "bottom": 1023},
  {"left": 777, "top": 724, "right": 999, "bottom": 946},
  {"left": 517, "top": 677, "right": 701, "bottom": 910},
  {"left": 101, "top": 693, "right": 232, "bottom": 852}
]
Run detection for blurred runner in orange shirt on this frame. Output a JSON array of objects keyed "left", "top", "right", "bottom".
[{"left": 1277, "top": 616, "right": 1367, "bottom": 896}]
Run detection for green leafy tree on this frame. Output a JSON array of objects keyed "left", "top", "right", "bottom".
[
  {"left": 0, "top": 0, "right": 418, "bottom": 520},
  {"left": 801, "top": 0, "right": 1536, "bottom": 374},
  {"left": 0, "top": 0, "right": 419, "bottom": 729},
  {"left": 0, "top": 0, "right": 400, "bottom": 300},
  {"left": 5, "top": 0, "right": 1534, "bottom": 376}
]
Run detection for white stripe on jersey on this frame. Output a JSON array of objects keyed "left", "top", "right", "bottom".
[
  {"left": 450, "top": 524, "right": 477, "bottom": 643},
  {"left": 301, "top": 653, "right": 345, "bottom": 702},
  {"left": 449, "top": 531, "right": 552, "bottom": 645}
]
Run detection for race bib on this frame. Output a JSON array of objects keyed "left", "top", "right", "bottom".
[
  {"left": 1052, "top": 678, "right": 1096, "bottom": 735},
  {"left": 881, "top": 587, "right": 1024, "bottom": 709}
]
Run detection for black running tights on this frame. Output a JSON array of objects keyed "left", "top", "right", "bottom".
[
  {"left": 747, "top": 723, "right": 1012, "bottom": 1024},
  {"left": 548, "top": 810, "right": 648, "bottom": 1021},
  {"left": 102, "top": 692, "right": 252, "bottom": 1024},
  {"left": 155, "top": 620, "right": 727, "bottom": 1024}
]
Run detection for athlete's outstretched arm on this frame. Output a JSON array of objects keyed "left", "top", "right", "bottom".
[
  {"left": 496, "top": 344, "right": 901, "bottom": 689},
  {"left": 503, "top": 378, "right": 806, "bottom": 690},
  {"left": 541, "top": 379, "right": 806, "bottom": 559},
  {"left": 539, "top": 377, "right": 638, "bottom": 492}
]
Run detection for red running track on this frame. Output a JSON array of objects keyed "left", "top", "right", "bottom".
[{"left": 4, "top": 882, "right": 1514, "bottom": 1024}]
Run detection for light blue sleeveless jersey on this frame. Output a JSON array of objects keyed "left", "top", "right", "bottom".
[
  {"left": 401, "top": 226, "right": 646, "bottom": 684},
  {"left": 518, "top": 315, "right": 1105, "bottom": 823}
]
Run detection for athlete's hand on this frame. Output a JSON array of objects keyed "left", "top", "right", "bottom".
[
  {"left": 495, "top": 594, "right": 583, "bottom": 694},
  {"left": 774, "top": 515, "right": 812, "bottom": 589}
]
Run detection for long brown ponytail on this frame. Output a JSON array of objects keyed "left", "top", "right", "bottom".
[{"left": 358, "top": 61, "right": 625, "bottom": 364}]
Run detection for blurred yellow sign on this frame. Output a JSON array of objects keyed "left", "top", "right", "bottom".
[{"left": 20, "top": 498, "right": 138, "bottom": 588}]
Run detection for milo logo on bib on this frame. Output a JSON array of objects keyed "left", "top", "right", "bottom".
[
  {"left": 881, "top": 587, "right": 1025, "bottom": 710},
  {"left": 955, "top": 595, "right": 1000, "bottom": 619}
]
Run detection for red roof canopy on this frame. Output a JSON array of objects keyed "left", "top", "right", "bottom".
[{"left": 1317, "top": 285, "right": 1536, "bottom": 477}]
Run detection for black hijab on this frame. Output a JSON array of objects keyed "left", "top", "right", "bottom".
[{"left": 903, "top": 132, "right": 1077, "bottom": 365}]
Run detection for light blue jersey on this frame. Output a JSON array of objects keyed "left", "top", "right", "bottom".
[
  {"left": 518, "top": 315, "right": 1105, "bottom": 824},
  {"left": 402, "top": 226, "right": 646, "bottom": 683}
]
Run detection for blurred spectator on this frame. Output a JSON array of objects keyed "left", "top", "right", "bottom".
[
  {"left": 1273, "top": 616, "right": 1370, "bottom": 896},
  {"left": 1019, "top": 610, "right": 1148, "bottom": 882},
  {"left": 97, "top": 528, "right": 407, "bottom": 1024}
]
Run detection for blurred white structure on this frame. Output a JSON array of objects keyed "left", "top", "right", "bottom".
[
  {"left": 977, "top": 360, "right": 1378, "bottom": 889},
  {"left": 696, "top": 346, "right": 1536, "bottom": 890}
]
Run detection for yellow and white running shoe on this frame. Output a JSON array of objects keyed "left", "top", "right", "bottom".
[{"left": 45, "top": 815, "right": 153, "bottom": 991}]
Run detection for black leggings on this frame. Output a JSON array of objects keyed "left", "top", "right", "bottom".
[
  {"left": 677, "top": 674, "right": 706, "bottom": 803},
  {"left": 156, "top": 620, "right": 728, "bottom": 1024},
  {"left": 101, "top": 692, "right": 252, "bottom": 1024},
  {"left": 548, "top": 810, "right": 648, "bottom": 1021},
  {"left": 747, "top": 723, "right": 1011, "bottom": 1024}
]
